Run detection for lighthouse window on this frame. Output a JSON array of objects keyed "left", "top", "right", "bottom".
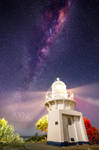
[
  {"left": 55, "top": 121, "right": 58, "bottom": 125},
  {"left": 68, "top": 118, "right": 72, "bottom": 125}
]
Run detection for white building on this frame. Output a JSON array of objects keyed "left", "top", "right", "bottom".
[{"left": 45, "top": 78, "right": 89, "bottom": 146}]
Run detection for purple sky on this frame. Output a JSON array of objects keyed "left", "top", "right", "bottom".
[{"left": 0, "top": 0, "right": 99, "bottom": 136}]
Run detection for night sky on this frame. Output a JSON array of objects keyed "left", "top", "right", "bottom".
[{"left": 0, "top": 0, "right": 99, "bottom": 136}]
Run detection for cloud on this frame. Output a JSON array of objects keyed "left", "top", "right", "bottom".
[
  {"left": 0, "top": 91, "right": 47, "bottom": 136},
  {"left": 70, "top": 82, "right": 99, "bottom": 98}
]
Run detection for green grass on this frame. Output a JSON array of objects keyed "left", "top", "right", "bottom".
[{"left": 0, "top": 143, "right": 99, "bottom": 150}]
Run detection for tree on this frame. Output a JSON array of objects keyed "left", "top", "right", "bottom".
[
  {"left": 83, "top": 118, "right": 99, "bottom": 144},
  {"left": 36, "top": 115, "right": 48, "bottom": 133},
  {"left": 0, "top": 118, "right": 24, "bottom": 143}
]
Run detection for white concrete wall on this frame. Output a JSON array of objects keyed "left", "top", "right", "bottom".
[
  {"left": 79, "top": 115, "right": 88, "bottom": 141},
  {"left": 47, "top": 110, "right": 62, "bottom": 142},
  {"left": 61, "top": 110, "right": 88, "bottom": 143},
  {"left": 47, "top": 109, "right": 88, "bottom": 143},
  {"left": 74, "top": 116, "right": 82, "bottom": 141},
  {"left": 73, "top": 115, "right": 88, "bottom": 142}
]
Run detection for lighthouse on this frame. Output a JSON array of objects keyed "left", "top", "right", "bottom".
[{"left": 45, "top": 78, "right": 89, "bottom": 146}]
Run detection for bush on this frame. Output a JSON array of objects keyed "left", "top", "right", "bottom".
[
  {"left": 83, "top": 118, "right": 99, "bottom": 144},
  {"left": 36, "top": 115, "right": 48, "bottom": 133},
  {"left": 0, "top": 118, "right": 24, "bottom": 144},
  {"left": 26, "top": 133, "right": 47, "bottom": 143}
]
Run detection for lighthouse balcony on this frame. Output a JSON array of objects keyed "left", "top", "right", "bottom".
[
  {"left": 45, "top": 91, "right": 76, "bottom": 111},
  {"left": 46, "top": 91, "right": 74, "bottom": 102}
]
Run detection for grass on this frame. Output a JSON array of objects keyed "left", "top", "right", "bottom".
[{"left": 0, "top": 143, "right": 99, "bottom": 150}]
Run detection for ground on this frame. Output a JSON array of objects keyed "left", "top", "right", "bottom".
[{"left": 0, "top": 143, "right": 99, "bottom": 150}]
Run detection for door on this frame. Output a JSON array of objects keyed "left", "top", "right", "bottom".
[
  {"left": 68, "top": 116, "right": 76, "bottom": 142},
  {"left": 63, "top": 115, "right": 76, "bottom": 143},
  {"left": 63, "top": 115, "right": 69, "bottom": 142}
]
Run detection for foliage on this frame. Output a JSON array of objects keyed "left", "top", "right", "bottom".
[
  {"left": 0, "top": 118, "right": 24, "bottom": 144},
  {"left": 36, "top": 115, "right": 48, "bottom": 132},
  {"left": 83, "top": 118, "right": 99, "bottom": 144},
  {"left": 26, "top": 133, "right": 47, "bottom": 143}
]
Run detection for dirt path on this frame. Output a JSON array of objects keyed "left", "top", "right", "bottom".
[{"left": 0, "top": 143, "right": 99, "bottom": 150}]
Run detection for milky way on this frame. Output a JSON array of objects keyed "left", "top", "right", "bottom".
[{"left": 30, "top": 0, "right": 73, "bottom": 88}]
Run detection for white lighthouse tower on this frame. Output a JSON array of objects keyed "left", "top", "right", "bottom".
[{"left": 45, "top": 78, "right": 88, "bottom": 146}]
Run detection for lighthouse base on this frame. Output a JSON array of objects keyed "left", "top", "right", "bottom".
[
  {"left": 47, "top": 110, "right": 89, "bottom": 146},
  {"left": 47, "top": 141, "right": 89, "bottom": 146}
]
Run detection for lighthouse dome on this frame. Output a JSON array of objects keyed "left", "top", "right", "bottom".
[
  {"left": 51, "top": 78, "right": 67, "bottom": 99},
  {"left": 52, "top": 78, "right": 66, "bottom": 90}
]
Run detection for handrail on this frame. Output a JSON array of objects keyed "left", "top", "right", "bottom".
[{"left": 45, "top": 91, "right": 74, "bottom": 101}]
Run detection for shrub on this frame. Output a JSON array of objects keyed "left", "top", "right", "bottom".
[
  {"left": 26, "top": 133, "right": 47, "bottom": 143},
  {"left": 0, "top": 118, "right": 24, "bottom": 144},
  {"left": 83, "top": 118, "right": 99, "bottom": 144},
  {"left": 36, "top": 115, "right": 48, "bottom": 133}
]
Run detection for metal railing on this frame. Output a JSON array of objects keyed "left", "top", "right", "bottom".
[{"left": 45, "top": 91, "right": 74, "bottom": 101}]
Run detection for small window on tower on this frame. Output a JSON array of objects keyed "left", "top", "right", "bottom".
[
  {"left": 55, "top": 121, "right": 58, "bottom": 125},
  {"left": 68, "top": 118, "right": 72, "bottom": 125}
]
